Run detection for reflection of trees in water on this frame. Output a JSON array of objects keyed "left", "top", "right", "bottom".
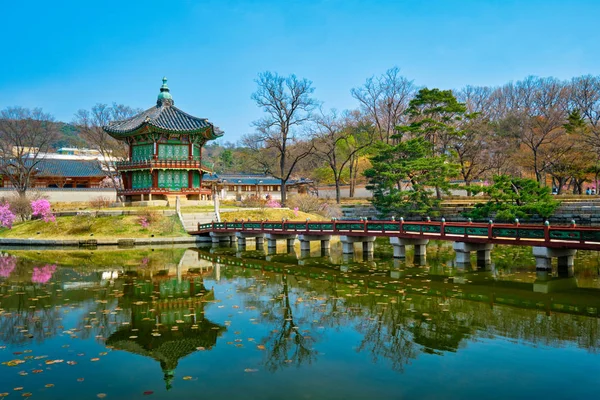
[
  {"left": 353, "top": 296, "right": 420, "bottom": 371},
  {"left": 225, "top": 263, "right": 600, "bottom": 373},
  {"left": 243, "top": 273, "right": 318, "bottom": 372},
  {"left": 0, "top": 284, "right": 63, "bottom": 346}
]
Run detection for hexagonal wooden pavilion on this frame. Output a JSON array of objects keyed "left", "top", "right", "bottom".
[{"left": 104, "top": 78, "right": 222, "bottom": 203}]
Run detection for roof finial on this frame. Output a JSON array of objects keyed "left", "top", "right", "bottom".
[{"left": 157, "top": 77, "right": 173, "bottom": 106}]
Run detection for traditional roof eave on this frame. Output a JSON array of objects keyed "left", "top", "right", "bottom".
[{"left": 105, "top": 122, "right": 222, "bottom": 141}]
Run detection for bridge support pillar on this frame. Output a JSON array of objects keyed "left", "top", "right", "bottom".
[
  {"left": 298, "top": 235, "right": 332, "bottom": 255},
  {"left": 533, "top": 247, "right": 577, "bottom": 276},
  {"left": 340, "top": 236, "right": 376, "bottom": 255},
  {"left": 209, "top": 232, "right": 234, "bottom": 244},
  {"left": 453, "top": 242, "right": 494, "bottom": 266},
  {"left": 235, "top": 232, "right": 264, "bottom": 250},
  {"left": 389, "top": 237, "right": 430, "bottom": 258},
  {"left": 265, "top": 234, "right": 297, "bottom": 252}
]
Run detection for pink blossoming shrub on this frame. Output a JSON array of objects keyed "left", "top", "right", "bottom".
[
  {"left": 293, "top": 207, "right": 299, "bottom": 217},
  {"left": 0, "top": 204, "right": 16, "bottom": 228},
  {"left": 31, "top": 264, "right": 57, "bottom": 284},
  {"left": 0, "top": 255, "right": 16, "bottom": 278},
  {"left": 266, "top": 199, "right": 281, "bottom": 208},
  {"left": 31, "top": 199, "right": 55, "bottom": 222},
  {"left": 139, "top": 217, "right": 150, "bottom": 228}
]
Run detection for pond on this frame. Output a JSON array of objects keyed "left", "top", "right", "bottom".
[{"left": 0, "top": 240, "right": 599, "bottom": 399}]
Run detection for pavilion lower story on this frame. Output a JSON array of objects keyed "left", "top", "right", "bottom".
[{"left": 118, "top": 168, "right": 212, "bottom": 203}]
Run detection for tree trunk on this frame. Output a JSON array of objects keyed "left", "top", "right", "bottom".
[
  {"left": 465, "top": 181, "right": 471, "bottom": 197},
  {"left": 280, "top": 182, "right": 287, "bottom": 206},
  {"left": 335, "top": 180, "right": 341, "bottom": 204},
  {"left": 348, "top": 155, "right": 355, "bottom": 198}
]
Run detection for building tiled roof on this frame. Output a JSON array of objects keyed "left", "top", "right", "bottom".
[
  {"left": 103, "top": 78, "right": 223, "bottom": 140},
  {"left": 30, "top": 159, "right": 106, "bottom": 178},
  {"left": 203, "top": 173, "right": 312, "bottom": 186}
]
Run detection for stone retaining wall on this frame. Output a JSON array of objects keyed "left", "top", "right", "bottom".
[{"left": 0, "top": 236, "right": 211, "bottom": 248}]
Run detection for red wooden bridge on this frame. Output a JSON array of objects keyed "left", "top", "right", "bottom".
[{"left": 192, "top": 219, "right": 600, "bottom": 251}]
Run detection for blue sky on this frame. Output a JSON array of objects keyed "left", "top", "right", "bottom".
[{"left": 3, "top": 0, "right": 599, "bottom": 143}]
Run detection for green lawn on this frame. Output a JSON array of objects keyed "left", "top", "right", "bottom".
[{"left": 0, "top": 214, "right": 187, "bottom": 239}]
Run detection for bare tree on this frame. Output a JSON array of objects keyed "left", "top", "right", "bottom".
[
  {"left": 351, "top": 67, "right": 416, "bottom": 144},
  {"left": 0, "top": 107, "right": 59, "bottom": 196},
  {"left": 73, "top": 103, "right": 140, "bottom": 195},
  {"left": 311, "top": 109, "right": 374, "bottom": 203},
  {"left": 250, "top": 72, "right": 318, "bottom": 205},
  {"left": 519, "top": 77, "right": 570, "bottom": 184}
]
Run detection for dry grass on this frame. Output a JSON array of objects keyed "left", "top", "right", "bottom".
[{"left": 220, "top": 208, "right": 324, "bottom": 222}]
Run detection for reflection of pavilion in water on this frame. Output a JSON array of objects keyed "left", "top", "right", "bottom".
[{"left": 106, "top": 249, "right": 226, "bottom": 390}]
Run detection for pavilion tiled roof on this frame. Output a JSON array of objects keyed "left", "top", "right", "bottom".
[{"left": 103, "top": 78, "right": 223, "bottom": 140}]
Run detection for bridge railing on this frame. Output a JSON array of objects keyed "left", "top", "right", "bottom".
[{"left": 196, "top": 220, "right": 600, "bottom": 245}]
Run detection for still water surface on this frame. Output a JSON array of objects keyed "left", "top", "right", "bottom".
[{"left": 0, "top": 241, "right": 600, "bottom": 399}]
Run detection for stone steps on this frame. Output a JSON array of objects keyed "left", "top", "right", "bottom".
[{"left": 180, "top": 212, "right": 216, "bottom": 231}]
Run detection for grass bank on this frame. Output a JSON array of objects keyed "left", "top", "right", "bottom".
[
  {"left": 220, "top": 208, "right": 324, "bottom": 221},
  {"left": 0, "top": 214, "right": 187, "bottom": 239}
]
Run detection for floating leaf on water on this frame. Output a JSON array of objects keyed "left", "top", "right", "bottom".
[
  {"left": 143, "top": 391, "right": 154, "bottom": 395},
  {"left": 182, "top": 376, "right": 193, "bottom": 381},
  {"left": 45, "top": 384, "right": 54, "bottom": 388},
  {"left": 5, "top": 360, "right": 25, "bottom": 367},
  {"left": 244, "top": 368, "right": 258, "bottom": 373},
  {"left": 97, "top": 394, "right": 107, "bottom": 399}
]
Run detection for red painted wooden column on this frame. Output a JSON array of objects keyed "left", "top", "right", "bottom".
[{"left": 152, "top": 170, "right": 158, "bottom": 188}]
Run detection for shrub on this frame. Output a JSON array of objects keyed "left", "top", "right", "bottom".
[
  {"left": 0, "top": 204, "right": 16, "bottom": 229},
  {"left": 240, "top": 194, "right": 267, "bottom": 208},
  {"left": 6, "top": 192, "right": 47, "bottom": 222},
  {"left": 138, "top": 210, "right": 161, "bottom": 227},
  {"left": 159, "top": 216, "right": 179, "bottom": 234},
  {"left": 89, "top": 196, "right": 112, "bottom": 209},
  {"left": 287, "top": 194, "right": 343, "bottom": 218},
  {"left": 31, "top": 199, "right": 55, "bottom": 222},
  {"left": 69, "top": 212, "right": 96, "bottom": 233},
  {"left": 287, "top": 194, "right": 321, "bottom": 214}
]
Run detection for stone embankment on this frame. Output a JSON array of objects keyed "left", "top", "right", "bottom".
[{"left": 0, "top": 236, "right": 211, "bottom": 248}]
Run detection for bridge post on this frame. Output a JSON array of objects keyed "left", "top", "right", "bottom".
[
  {"left": 298, "top": 235, "right": 332, "bottom": 255},
  {"left": 235, "top": 232, "right": 264, "bottom": 250},
  {"left": 340, "top": 236, "right": 376, "bottom": 255},
  {"left": 237, "top": 236, "right": 246, "bottom": 249},
  {"left": 532, "top": 247, "right": 577, "bottom": 277},
  {"left": 264, "top": 233, "right": 296, "bottom": 253},
  {"left": 390, "top": 237, "right": 430, "bottom": 258},
  {"left": 287, "top": 238, "right": 295, "bottom": 252},
  {"left": 453, "top": 242, "right": 494, "bottom": 266},
  {"left": 209, "top": 231, "right": 234, "bottom": 244}
]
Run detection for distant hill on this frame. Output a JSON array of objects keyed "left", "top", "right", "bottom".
[{"left": 51, "top": 122, "right": 89, "bottom": 150}]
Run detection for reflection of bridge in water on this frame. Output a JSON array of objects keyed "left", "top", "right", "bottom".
[{"left": 200, "top": 244, "right": 600, "bottom": 319}]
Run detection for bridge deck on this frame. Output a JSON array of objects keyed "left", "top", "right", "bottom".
[{"left": 191, "top": 220, "right": 600, "bottom": 250}]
